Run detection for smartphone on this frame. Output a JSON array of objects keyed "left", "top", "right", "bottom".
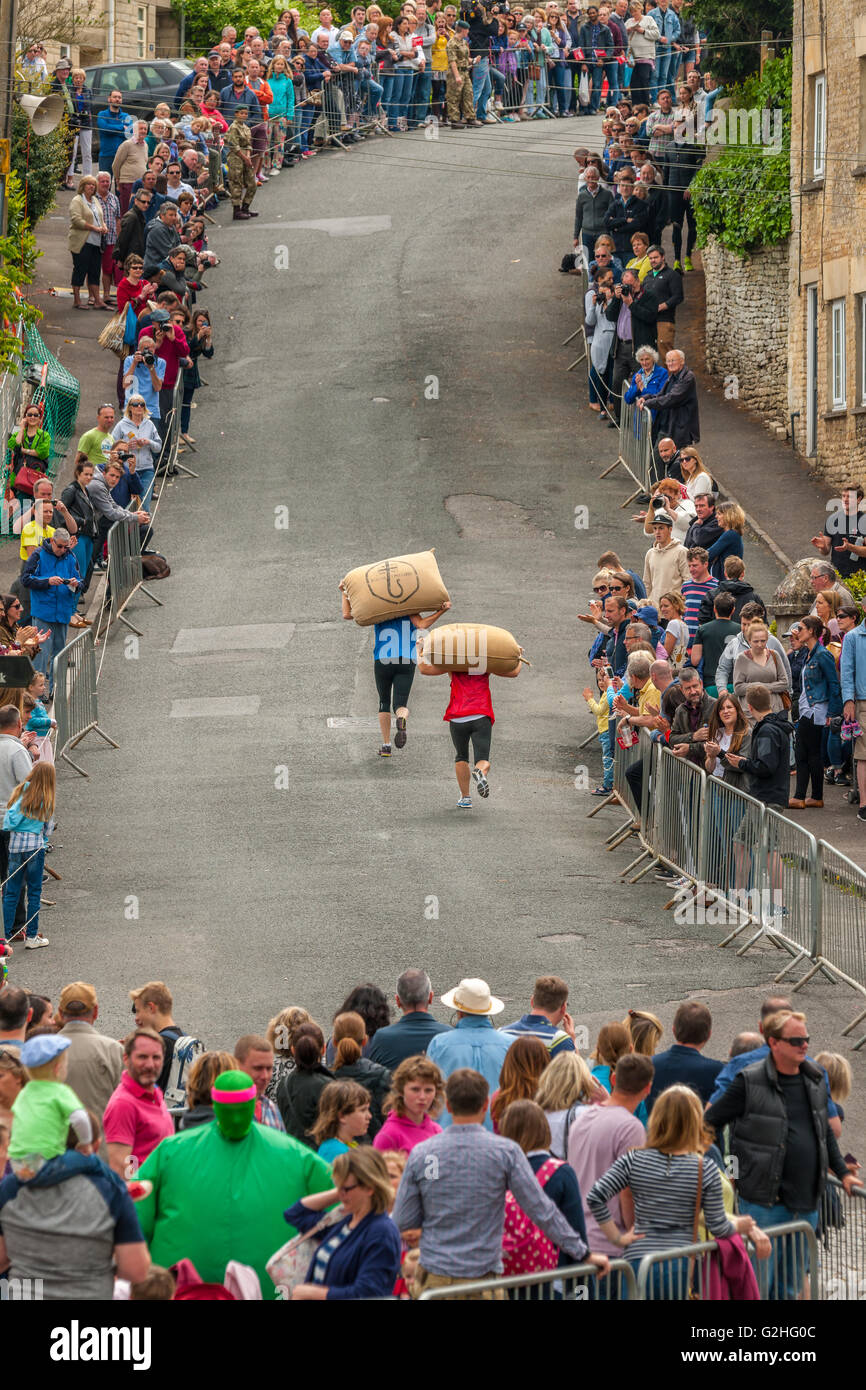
[{"left": 603, "top": 665, "right": 614, "bottom": 679}]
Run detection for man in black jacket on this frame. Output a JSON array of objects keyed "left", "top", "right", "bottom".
[
  {"left": 722, "top": 685, "right": 794, "bottom": 807},
  {"left": 705, "top": 1008, "right": 860, "bottom": 1297},
  {"left": 638, "top": 348, "right": 699, "bottom": 446},
  {"left": 669, "top": 666, "right": 714, "bottom": 769},
  {"left": 578, "top": 6, "right": 615, "bottom": 114},
  {"left": 697, "top": 555, "right": 764, "bottom": 624},
  {"left": 683, "top": 492, "right": 722, "bottom": 551},
  {"left": 573, "top": 166, "right": 613, "bottom": 261},
  {"left": 642, "top": 245, "right": 683, "bottom": 356},
  {"left": 114, "top": 188, "right": 151, "bottom": 265},
  {"left": 603, "top": 175, "right": 651, "bottom": 259}
]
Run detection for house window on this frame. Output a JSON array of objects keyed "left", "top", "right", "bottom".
[
  {"left": 58, "top": 43, "right": 71, "bottom": 62},
  {"left": 813, "top": 73, "right": 826, "bottom": 179},
  {"left": 859, "top": 295, "right": 866, "bottom": 407},
  {"left": 137, "top": 6, "right": 147, "bottom": 58},
  {"left": 830, "top": 298, "right": 846, "bottom": 410}
]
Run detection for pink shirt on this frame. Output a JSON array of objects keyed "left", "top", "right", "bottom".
[
  {"left": 567, "top": 1104, "right": 645, "bottom": 1257},
  {"left": 103, "top": 1071, "right": 175, "bottom": 1166},
  {"left": 372, "top": 1111, "right": 441, "bottom": 1154}
]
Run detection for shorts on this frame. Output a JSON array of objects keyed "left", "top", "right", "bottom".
[
  {"left": 854, "top": 700, "right": 866, "bottom": 760},
  {"left": 449, "top": 716, "right": 492, "bottom": 764},
  {"left": 374, "top": 658, "right": 415, "bottom": 713}
]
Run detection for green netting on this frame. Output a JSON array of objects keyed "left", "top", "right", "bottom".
[{"left": 23, "top": 323, "right": 81, "bottom": 475}]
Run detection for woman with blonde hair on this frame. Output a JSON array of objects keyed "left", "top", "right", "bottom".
[
  {"left": 284, "top": 1146, "right": 402, "bottom": 1300},
  {"left": 587, "top": 1084, "right": 769, "bottom": 1296},
  {"left": 265, "top": 1006, "right": 312, "bottom": 1102},
  {"left": 490, "top": 1034, "right": 551, "bottom": 1133},
  {"left": 707, "top": 501, "right": 745, "bottom": 581},
  {"left": 110, "top": 395, "right": 161, "bottom": 509},
  {"left": 678, "top": 447, "right": 713, "bottom": 504},
  {"left": 67, "top": 174, "right": 108, "bottom": 310},
  {"left": 3, "top": 763, "right": 55, "bottom": 949},
  {"left": 178, "top": 1050, "right": 239, "bottom": 1129},
  {"left": 733, "top": 621, "right": 790, "bottom": 726},
  {"left": 328, "top": 1011, "right": 391, "bottom": 1136},
  {"left": 657, "top": 591, "right": 690, "bottom": 669},
  {"left": 310, "top": 1078, "right": 372, "bottom": 1161},
  {"left": 535, "top": 1051, "right": 605, "bottom": 1158},
  {"left": 624, "top": 1007, "right": 662, "bottom": 1056},
  {"left": 374, "top": 1054, "right": 444, "bottom": 1153}
]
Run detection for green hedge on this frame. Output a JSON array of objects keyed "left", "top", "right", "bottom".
[
  {"left": 691, "top": 52, "right": 792, "bottom": 259},
  {"left": 174, "top": 0, "right": 323, "bottom": 54}
]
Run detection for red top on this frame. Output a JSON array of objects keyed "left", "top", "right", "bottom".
[
  {"left": 117, "top": 277, "right": 151, "bottom": 316},
  {"left": 444, "top": 672, "right": 495, "bottom": 723}
]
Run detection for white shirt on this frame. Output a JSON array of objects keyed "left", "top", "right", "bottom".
[{"left": 683, "top": 472, "right": 713, "bottom": 503}]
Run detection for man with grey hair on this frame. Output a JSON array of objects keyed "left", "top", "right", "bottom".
[
  {"left": 366, "top": 968, "right": 452, "bottom": 1069},
  {"left": 21, "top": 529, "right": 83, "bottom": 696},
  {"left": 809, "top": 560, "right": 854, "bottom": 610}
]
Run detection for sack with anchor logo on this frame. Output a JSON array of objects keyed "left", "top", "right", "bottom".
[{"left": 340, "top": 549, "right": 450, "bottom": 626}]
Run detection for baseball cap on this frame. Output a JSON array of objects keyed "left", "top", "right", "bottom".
[
  {"left": 20, "top": 1034, "right": 71, "bottom": 1068},
  {"left": 58, "top": 981, "right": 98, "bottom": 1015},
  {"left": 149, "top": 308, "right": 170, "bottom": 323},
  {"left": 651, "top": 511, "right": 673, "bottom": 527}
]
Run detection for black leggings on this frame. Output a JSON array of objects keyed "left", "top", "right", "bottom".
[
  {"left": 794, "top": 715, "right": 824, "bottom": 801},
  {"left": 668, "top": 190, "right": 697, "bottom": 260},
  {"left": 374, "top": 659, "right": 415, "bottom": 713},
  {"left": 449, "top": 716, "right": 492, "bottom": 765}
]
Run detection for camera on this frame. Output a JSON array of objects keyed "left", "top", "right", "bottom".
[
  {"left": 116, "top": 450, "right": 133, "bottom": 462},
  {"left": 142, "top": 351, "right": 155, "bottom": 366},
  {"left": 828, "top": 715, "right": 844, "bottom": 735}
]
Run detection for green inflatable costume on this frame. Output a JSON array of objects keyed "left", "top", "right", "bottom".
[{"left": 136, "top": 1070, "right": 333, "bottom": 1297}]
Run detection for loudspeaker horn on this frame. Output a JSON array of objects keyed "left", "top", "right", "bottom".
[{"left": 17, "top": 93, "right": 66, "bottom": 135}]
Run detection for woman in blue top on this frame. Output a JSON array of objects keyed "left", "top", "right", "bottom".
[
  {"left": 266, "top": 54, "right": 296, "bottom": 171},
  {"left": 706, "top": 501, "right": 745, "bottom": 581},
  {"left": 790, "top": 614, "right": 843, "bottom": 808},
  {"left": 3, "top": 763, "right": 55, "bottom": 951},
  {"left": 284, "top": 1147, "right": 402, "bottom": 1300},
  {"left": 309, "top": 1079, "right": 372, "bottom": 1164},
  {"left": 340, "top": 586, "right": 451, "bottom": 757}
]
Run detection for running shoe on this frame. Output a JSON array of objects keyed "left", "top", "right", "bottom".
[
  {"left": 592, "top": 786, "right": 611, "bottom": 796},
  {"left": 457, "top": 796, "right": 472, "bottom": 808},
  {"left": 25, "top": 934, "right": 49, "bottom": 949},
  {"left": 684, "top": 256, "right": 694, "bottom": 272},
  {"left": 858, "top": 806, "right": 866, "bottom": 821},
  {"left": 472, "top": 767, "right": 490, "bottom": 798},
  {"left": 394, "top": 716, "right": 408, "bottom": 748},
  {"left": 673, "top": 259, "right": 683, "bottom": 272},
  {"left": 379, "top": 744, "right": 392, "bottom": 757}
]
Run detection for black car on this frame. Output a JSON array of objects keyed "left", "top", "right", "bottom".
[{"left": 84, "top": 59, "right": 195, "bottom": 152}]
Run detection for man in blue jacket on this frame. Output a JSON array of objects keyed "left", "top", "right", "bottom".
[
  {"left": 96, "top": 90, "right": 134, "bottom": 173},
  {"left": 648, "top": 0, "right": 680, "bottom": 99},
  {"left": 21, "top": 531, "right": 82, "bottom": 697},
  {"left": 841, "top": 612, "right": 866, "bottom": 822},
  {"left": 647, "top": 1001, "right": 722, "bottom": 1111}
]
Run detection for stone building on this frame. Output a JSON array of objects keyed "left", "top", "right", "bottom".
[
  {"left": 35, "top": 1, "right": 179, "bottom": 72},
  {"left": 788, "top": 0, "right": 866, "bottom": 489}
]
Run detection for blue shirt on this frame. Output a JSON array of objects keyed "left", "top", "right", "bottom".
[
  {"left": 647, "top": 1043, "right": 724, "bottom": 1111},
  {"left": 709, "top": 1044, "right": 839, "bottom": 1117},
  {"left": 122, "top": 353, "right": 166, "bottom": 416},
  {"left": 427, "top": 1017, "right": 513, "bottom": 1131},
  {"left": 840, "top": 621, "right": 866, "bottom": 702},
  {"left": 366, "top": 1012, "right": 452, "bottom": 1070},
  {"left": 373, "top": 618, "right": 418, "bottom": 663},
  {"left": 498, "top": 1013, "right": 575, "bottom": 1058}
]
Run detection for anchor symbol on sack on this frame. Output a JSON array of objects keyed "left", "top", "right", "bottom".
[{"left": 365, "top": 559, "right": 420, "bottom": 607}]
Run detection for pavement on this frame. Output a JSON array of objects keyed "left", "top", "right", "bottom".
[{"left": 12, "top": 118, "right": 864, "bottom": 1147}]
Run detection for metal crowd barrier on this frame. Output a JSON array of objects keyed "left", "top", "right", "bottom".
[
  {"left": 635, "top": 1222, "right": 819, "bottom": 1301},
  {"left": 52, "top": 628, "right": 119, "bottom": 777},
  {"left": 699, "top": 774, "right": 767, "bottom": 941},
  {"left": 652, "top": 746, "right": 705, "bottom": 883},
  {"left": 106, "top": 516, "right": 163, "bottom": 637},
  {"left": 599, "top": 398, "right": 655, "bottom": 505},
  {"left": 817, "top": 1178, "right": 866, "bottom": 1299},
  {"left": 814, "top": 841, "right": 866, "bottom": 1049},
  {"left": 417, "top": 1258, "right": 637, "bottom": 1301}
]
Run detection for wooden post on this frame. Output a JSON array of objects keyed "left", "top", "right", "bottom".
[
  {"left": 760, "top": 29, "right": 775, "bottom": 75},
  {"left": 0, "top": 0, "right": 18, "bottom": 238}
]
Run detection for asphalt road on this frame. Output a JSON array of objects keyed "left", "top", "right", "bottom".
[{"left": 20, "top": 120, "right": 865, "bottom": 1138}]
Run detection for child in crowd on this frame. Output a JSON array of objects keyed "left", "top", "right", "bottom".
[
  {"left": 8, "top": 1033, "right": 93, "bottom": 1179},
  {"left": 583, "top": 667, "right": 614, "bottom": 796},
  {"left": 373, "top": 1055, "right": 444, "bottom": 1154}
]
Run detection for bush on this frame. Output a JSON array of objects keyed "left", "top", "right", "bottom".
[
  {"left": 0, "top": 172, "right": 43, "bottom": 373},
  {"left": 691, "top": 53, "right": 792, "bottom": 258},
  {"left": 11, "top": 104, "right": 70, "bottom": 230},
  {"left": 174, "top": 0, "right": 323, "bottom": 53},
  {"left": 689, "top": 0, "right": 791, "bottom": 87}
]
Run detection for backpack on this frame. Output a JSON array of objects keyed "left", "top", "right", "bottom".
[
  {"left": 163, "top": 1035, "right": 206, "bottom": 1107},
  {"left": 502, "top": 1158, "right": 564, "bottom": 1276}
]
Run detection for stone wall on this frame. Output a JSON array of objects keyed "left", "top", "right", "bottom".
[{"left": 702, "top": 233, "right": 790, "bottom": 430}]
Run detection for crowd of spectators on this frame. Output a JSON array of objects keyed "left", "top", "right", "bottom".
[{"left": 0, "top": 968, "right": 859, "bottom": 1300}]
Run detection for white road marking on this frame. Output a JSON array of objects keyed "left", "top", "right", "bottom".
[
  {"left": 171, "top": 697, "right": 261, "bottom": 717},
  {"left": 171, "top": 624, "right": 295, "bottom": 654}
]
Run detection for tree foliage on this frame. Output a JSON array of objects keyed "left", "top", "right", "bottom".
[
  {"left": 0, "top": 173, "right": 42, "bottom": 373},
  {"left": 16, "top": 0, "right": 103, "bottom": 46},
  {"left": 12, "top": 104, "right": 70, "bottom": 230},
  {"left": 691, "top": 52, "right": 792, "bottom": 258},
  {"left": 690, "top": 0, "right": 793, "bottom": 87},
  {"left": 173, "top": 0, "right": 322, "bottom": 54}
]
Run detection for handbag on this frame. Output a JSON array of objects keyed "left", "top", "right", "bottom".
[
  {"left": 266, "top": 1206, "right": 345, "bottom": 1297},
  {"left": 98, "top": 308, "right": 128, "bottom": 358},
  {"left": 686, "top": 1155, "right": 703, "bottom": 1300},
  {"left": 770, "top": 651, "right": 792, "bottom": 709},
  {"left": 527, "top": 61, "right": 541, "bottom": 79},
  {"left": 12, "top": 463, "right": 45, "bottom": 496}
]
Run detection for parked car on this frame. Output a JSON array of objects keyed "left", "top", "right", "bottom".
[{"left": 83, "top": 59, "right": 194, "bottom": 154}]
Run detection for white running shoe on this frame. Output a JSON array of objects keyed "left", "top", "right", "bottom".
[{"left": 25, "top": 934, "right": 49, "bottom": 949}]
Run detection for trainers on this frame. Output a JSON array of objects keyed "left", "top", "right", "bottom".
[
  {"left": 673, "top": 259, "right": 683, "bottom": 272},
  {"left": 269, "top": 168, "right": 281, "bottom": 176},
  {"left": 25, "top": 934, "right": 49, "bottom": 949},
  {"left": 858, "top": 806, "right": 866, "bottom": 821},
  {"left": 457, "top": 796, "right": 472, "bottom": 808},
  {"left": 379, "top": 744, "right": 392, "bottom": 757},
  {"left": 654, "top": 868, "right": 677, "bottom": 882},
  {"left": 394, "top": 716, "right": 408, "bottom": 749},
  {"left": 592, "top": 786, "right": 611, "bottom": 796},
  {"left": 472, "top": 767, "right": 490, "bottom": 798},
  {"left": 684, "top": 256, "right": 694, "bottom": 271}
]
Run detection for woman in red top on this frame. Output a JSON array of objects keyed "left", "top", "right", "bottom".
[{"left": 417, "top": 657, "right": 520, "bottom": 808}]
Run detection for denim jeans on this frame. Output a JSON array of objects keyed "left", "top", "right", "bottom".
[
  {"left": 654, "top": 48, "right": 677, "bottom": 97},
  {"left": 472, "top": 57, "right": 491, "bottom": 118},
  {"left": 3, "top": 846, "right": 45, "bottom": 940},
  {"left": 391, "top": 69, "right": 415, "bottom": 125},
  {"left": 599, "top": 727, "right": 614, "bottom": 789},
  {"left": 296, "top": 104, "right": 315, "bottom": 151},
  {"left": 361, "top": 77, "right": 384, "bottom": 118},
  {"left": 736, "top": 1201, "right": 818, "bottom": 1299},
  {"left": 602, "top": 61, "right": 619, "bottom": 104},
  {"left": 589, "top": 63, "right": 605, "bottom": 112},
  {"left": 410, "top": 70, "right": 433, "bottom": 127},
  {"left": 548, "top": 61, "right": 568, "bottom": 114},
  {"left": 32, "top": 619, "right": 69, "bottom": 696}
]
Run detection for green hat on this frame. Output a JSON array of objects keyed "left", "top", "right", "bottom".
[{"left": 212, "top": 1070, "right": 256, "bottom": 1140}]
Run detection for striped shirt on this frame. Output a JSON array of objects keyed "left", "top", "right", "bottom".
[
  {"left": 586, "top": 1148, "right": 734, "bottom": 1260},
  {"left": 681, "top": 578, "right": 718, "bottom": 639},
  {"left": 392, "top": 1123, "right": 588, "bottom": 1278}
]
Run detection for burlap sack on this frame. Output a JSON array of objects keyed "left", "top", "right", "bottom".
[
  {"left": 419, "top": 623, "right": 527, "bottom": 676},
  {"left": 341, "top": 549, "right": 449, "bottom": 627}
]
